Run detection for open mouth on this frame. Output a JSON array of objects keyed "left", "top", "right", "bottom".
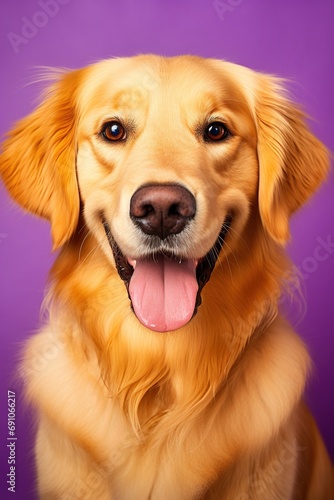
[{"left": 102, "top": 215, "right": 232, "bottom": 332}]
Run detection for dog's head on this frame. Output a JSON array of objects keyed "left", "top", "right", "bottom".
[{"left": 1, "top": 55, "right": 329, "bottom": 332}]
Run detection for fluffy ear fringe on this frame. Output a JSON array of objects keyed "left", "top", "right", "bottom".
[
  {"left": 256, "top": 76, "right": 330, "bottom": 245},
  {"left": 0, "top": 69, "right": 84, "bottom": 250}
]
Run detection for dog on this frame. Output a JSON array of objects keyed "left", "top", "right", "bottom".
[{"left": 1, "top": 55, "right": 333, "bottom": 499}]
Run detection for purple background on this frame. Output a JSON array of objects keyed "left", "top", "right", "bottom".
[{"left": 0, "top": 0, "right": 333, "bottom": 498}]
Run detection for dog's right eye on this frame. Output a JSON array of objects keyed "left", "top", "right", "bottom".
[{"left": 101, "top": 121, "right": 127, "bottom": 142}]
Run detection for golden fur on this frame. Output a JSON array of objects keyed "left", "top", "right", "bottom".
[{"left": 1, "top": 55, "right": 333, "bottom": 499}]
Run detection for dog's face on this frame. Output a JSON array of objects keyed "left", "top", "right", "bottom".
[
  {"left": 76, "top": 57, "right": 258, "bottom": 331},
  {"left": 0, "top": 55, "right": 329, "bottom": 332}
]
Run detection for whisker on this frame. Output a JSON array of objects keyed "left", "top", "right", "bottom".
[
  {"left": 77, "top": 237, "right": 103, "bottom": 271},
  {"left": 220, "top": 247, "right": 233, "bottom": 281},
  {"left": 76, "top": 221, "right": 111, "bottom": 271},
  {"left": 219, "top": 236, "right": 240, "bottom": 269},
  {"left": 225, "top": 224, "right": 249, "bottom": 249},
  {"left": 78, "top": 231, "right": 93, "bottom": 262}
]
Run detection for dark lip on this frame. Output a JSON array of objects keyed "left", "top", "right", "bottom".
[
  {"left": 102, "top": 215, "right": 233, "bottom": 317},
  {"left": 195, "top": 214, "right": 233, "bottom": 309}
]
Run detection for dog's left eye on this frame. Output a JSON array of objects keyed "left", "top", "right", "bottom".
[
  {"left": 101, "top": 121, "right": 127, "bottom": 142},
  {"left": 204, "top": 122, "right": 229, "bottom": 142}
]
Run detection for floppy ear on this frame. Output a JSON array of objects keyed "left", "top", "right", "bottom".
[
  {"left": 256, "top": 75, "right": 330, "bottom": 244},
  {"left": 0, "top": 69, "right": 83, "bottom": 250}
]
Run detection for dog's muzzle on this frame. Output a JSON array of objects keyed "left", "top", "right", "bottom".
[{"left": 102, "top": 184, "right": 232, "bottom": 332}]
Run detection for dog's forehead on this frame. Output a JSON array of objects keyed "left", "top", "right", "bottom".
[{"left": 79, "top": 56, "right": 254, "bottom": 118}]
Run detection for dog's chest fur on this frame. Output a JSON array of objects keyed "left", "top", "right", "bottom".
[{"left": 25, "top": 316, "right": 310, "bottom": 499}]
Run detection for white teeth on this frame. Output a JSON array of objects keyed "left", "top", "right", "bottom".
[
  {"left": 127, "top": 258, "right": 136, "bottom": 269},
  {"left": 127, "top": 256, "right": 199, "bottom": 269}
]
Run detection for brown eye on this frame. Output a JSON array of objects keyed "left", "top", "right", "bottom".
[
  {"left": 204, "top": 122, "right": 229, "bottom": 142},
  {"left": 102, "top": 121, "right": 126, "bottom": 142}
]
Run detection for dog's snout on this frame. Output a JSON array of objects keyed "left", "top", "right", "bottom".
[{"left": 130, "top": 184, "right": 196, "bottom": 239}]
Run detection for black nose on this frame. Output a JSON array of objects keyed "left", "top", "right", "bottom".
[{"left": 130, "top": 184, "right": 196, "bottom": 239}]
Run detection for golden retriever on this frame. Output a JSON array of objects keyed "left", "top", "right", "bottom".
[{"left": 1, "top": 55, "right": 333, "bottom": 499}]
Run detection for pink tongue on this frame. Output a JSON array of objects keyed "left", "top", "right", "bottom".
[{"left": 129, "top": 256, "right": 198, "bottom": 332}]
